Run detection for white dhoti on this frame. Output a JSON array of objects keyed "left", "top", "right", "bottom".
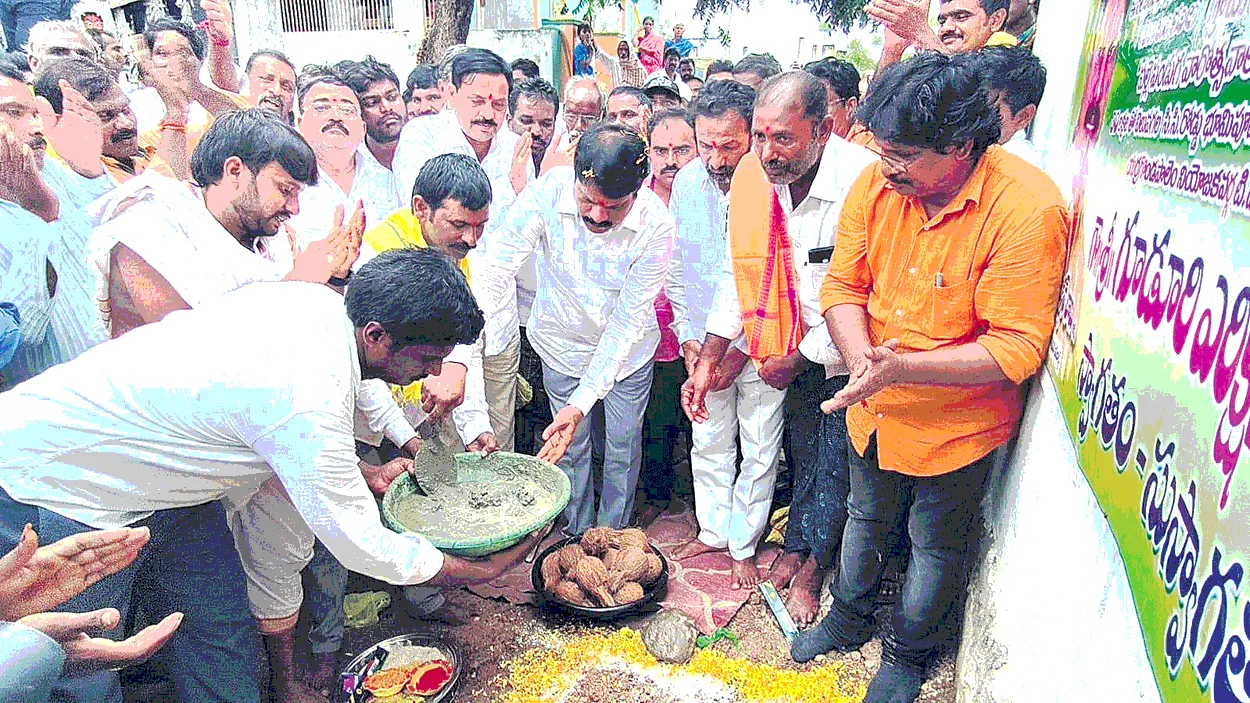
[{"left": 690, "top": 363, "right": 786, "bottom": 560}]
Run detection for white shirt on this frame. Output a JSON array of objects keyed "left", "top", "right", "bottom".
[
  {"left": 665, "top": 159, "right": 729, "bottom": 346},
  {"left": 474, "top": 167, "right": 675, "bottom": 415},
  {"left": 705, "top": 137, "right": 877, "bottom": 378},
  {"left": 287, "top": 147, "right": 402, "bottom": 250},
  {"left": 1003, "top": 131, "right": 1042, "bottom": 167},
  {"left": 87, "top": 174, "right": 418, "bottom": 450},
  {"left": 0, "top": 283, "right": 443, "bottom": 586},
  {"left": 392, "top": 109, "right": 534, "bottom": 357}
]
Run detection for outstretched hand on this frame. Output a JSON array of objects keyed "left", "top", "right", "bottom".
[
  {"left": 538, "top": 406, "right": 583, "bottom": 464},
  {"left": 40, "top": 81, "right": 104, "bottom": 178},
  {"left": 0, "top": 524, "right": 150, "bottom": 621},
  {"left": 289, "top": 202, "right": 365, "bottom": 284},
  {"left": 20, "top": 608, "right": 182, "bottom": 674}
]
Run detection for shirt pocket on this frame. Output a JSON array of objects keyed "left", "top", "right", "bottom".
[
  {"left": 585, "top": 248, "right": 631, "bottom": 291},
  {"left": 926, "top": 279, "right": 978, "bottom": 341}
]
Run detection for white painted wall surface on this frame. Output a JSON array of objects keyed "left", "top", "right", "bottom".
[{"left": 956, "top": 373, "right": 1160, "bottom": 702}]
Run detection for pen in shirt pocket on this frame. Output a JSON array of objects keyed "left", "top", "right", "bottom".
[{"left": 934, "top": 272, "right": 945, "bottom": 288}]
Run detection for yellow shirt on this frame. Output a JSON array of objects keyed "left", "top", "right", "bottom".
[
  {"left": 985, "top": 31, "right": 1019, "bottom": 47},
  {"left": 363, "top": 209, "right": 471, "bottom": 406}
]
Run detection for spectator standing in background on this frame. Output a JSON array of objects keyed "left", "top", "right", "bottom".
[
  {"left": 595, "top": 39, "right": 647, "bottom": 89},
  {"left": 636, "top": 15, "right": 664, "bottom": 74},
  {"left": 404, "top": 64, "right": 445, "bottom": 119},
  {"left": 573, "top": 22, "right": 596, "bottom": 77},
  {"left": 803, "top": 57, "right": 878, "bottom": 153},
  {"left": 973, "top": 45, "right": 1046, "bottom": 165},
  {"left": 665, "top": 23, "right": 695, "bottom": 58},
  {"left": 510, "top": 77, "right": 558, "bottom": 175},
  {"left": 606, "top": 85, "right": 651, "bottom": 134}
]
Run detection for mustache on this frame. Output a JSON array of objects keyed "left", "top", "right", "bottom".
[
  {"left": 762, "top": 159, "right": 800, "bottom": 175},
  {"left": 322, "top": 120, "right": 349, "bottom": 134},
  {"left": 941, "top": 30, "right": 962, "bottom": 40},
  {"left": 28, "top": 134, "right": 47, "bottom": 151},
  {"left": 582, "top": 215, "right": 611, "bottom": 229},
  {"left": 660, "top": 165, "right": 679, "bottom": 176},
  {"left": 111, "top": 129, "right": 137, "bottom": 143},
  {"left": 886, "top": 175, "right": 914, "bottom": 188},
  {"left": 472, "top": 118, "right": 498, "bottom": 129}
]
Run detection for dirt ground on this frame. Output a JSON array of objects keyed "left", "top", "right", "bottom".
[{"left": 336, "top": 583, "right": 957, "bottom": 703}]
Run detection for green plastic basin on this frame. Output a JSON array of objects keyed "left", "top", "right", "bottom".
[{"left": 381, "top": 451, "right": 570, "bottom": 557}]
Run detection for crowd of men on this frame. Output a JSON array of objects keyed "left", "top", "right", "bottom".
[{"left": 0, "top": 0, "right": 1058, "bottom": 701}]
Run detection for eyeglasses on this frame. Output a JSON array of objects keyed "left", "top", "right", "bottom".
[
  {"left": 310, "top": 102, "right": 361, "bottom": 118},
  {"left": 566, "top": 112, "right": 599, "bottom": 129}
]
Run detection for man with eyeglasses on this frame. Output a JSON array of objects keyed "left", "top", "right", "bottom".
[
  {"left": 284, "top": 69, "right": 401, "bottom": 253},
  {"left": 541, "top": 77, "right": 602, "bottom": 173}
]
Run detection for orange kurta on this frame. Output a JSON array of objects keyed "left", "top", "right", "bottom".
[
  {"left": 845, "top": 124, "right": 882, "bottom": 156},
  {"left": 820, "top": 146, "right": 1069, "bottom": 477}
]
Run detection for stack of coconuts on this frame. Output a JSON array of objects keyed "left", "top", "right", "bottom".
[{"left": 541, "top": 527, "right": 664, "bottom": 607}]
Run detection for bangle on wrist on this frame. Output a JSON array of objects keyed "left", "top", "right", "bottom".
[
  {"left": 158, "top": 119, "right": 187, "bottom": 132},
  {"left": 212, "top": 38, "right": 231, "bottom": 47}
]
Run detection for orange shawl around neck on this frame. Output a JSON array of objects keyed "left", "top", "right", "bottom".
[{"left": 727, "top": 152, "right": 805, "bottom": 362}]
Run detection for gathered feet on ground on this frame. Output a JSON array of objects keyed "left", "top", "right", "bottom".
[{"left": 731, "top": 554, "right": 762, "bottom": 590}]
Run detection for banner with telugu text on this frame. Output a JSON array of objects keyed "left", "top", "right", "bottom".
[{"left": 1047, "top": 0, "right": 1250, "bottom": 699}]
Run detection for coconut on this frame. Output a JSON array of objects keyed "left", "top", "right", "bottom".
[
  {"left": 606, "top": 547, "right": 650, "bottom": 592},
  {"left": 614, "top": 581, "right": 645, "bottom": 604},
  {"left": 571, "top": 555, "right": 615, "bottom": 606}
]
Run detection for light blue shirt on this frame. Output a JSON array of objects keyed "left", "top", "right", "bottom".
[
  {"left": 0, "top": 304, "right": 19, "bottom": 370},
  {"left": 0, "top": 161, "right": 110, "bottom": 388}
]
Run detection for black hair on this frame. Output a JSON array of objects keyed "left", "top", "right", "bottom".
[
  {"left": 803, "top": 57, "right": 860, "bottom": 101},
  {"left": 346, "top": 247, "right": 484, "bottom": 349},
  {"left": 758, "top": 70, "right": 827, "bottom": 124},
  {"left": 647, "top": 107, "right": 689, "bottom": 138},
  {"left": 643, "top": 15, "right": 655, "bottom": 23},
  {"left": 191, "top": 109, "right": 319, "bottom": 187},
  {"left": 509, "top": 76, "right": 559, "bottom": 117},
  {"left": 33, "top": 56, "right": 115, "bottom": 112},
  {"left": 974, "top": 46, "right": 1046, "bottom": 114},
  {"left": 577, "top": 22, "right": 592, "bottom": 34},
  {"left": 296, "top": 65, "right": 354, "bottom": 110},
  {"left": 245, "top": 49, "right": 296, "bottom": 75},
  {"left": 706, "top": 59, "right": 733, "bottom": 76},
  {"left": 574, "top": 122, "right": 649, "bottom": 199},
  {"left": 857, "top": 52, "right": 1000, "bottom": 157},
  {"left": 733, "top": 53, "right": 781, "bottom": 81},
  {"left": 687, "top": 78, "right": 755, "bottom": 130},
  {"left": 333, "top": 56, "right": 401, "bottom": 99},
  {"left": 608, "top": 85, "right": 651, "bottom": 109},
  {"left": 510, "top": 57, "right": 540, "bottom": 79},
  {"left": 663, "top": 47, "right": 680, "bottom": 61},
  {"left": 451, "top": 47, "right": 511, "bottom": 93},
  {"left": 144, "top": 18, "right": 205, "bottom": 62},
  {"left": 412, "top": 153, "right": 492, "bottom": 212},
  {"left": 404, "top": 64, "right": 440, "bottom": 102},
  {"left": 0, "top": 52, "right": 32, "bottom": 82}
]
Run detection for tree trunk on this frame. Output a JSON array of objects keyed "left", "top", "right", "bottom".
[{"left": 416, "top": 0, "right": 475, "bottom": 63}]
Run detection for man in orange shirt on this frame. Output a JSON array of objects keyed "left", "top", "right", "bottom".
[{"left": 791, "top": 53, "right": 1067, "bottom": 703}]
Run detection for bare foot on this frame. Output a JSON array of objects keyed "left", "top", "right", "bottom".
[
  {"left": 671, "top": 538, "right": 724, "bottom": 561},
  {"left": 307, "top": 652, "right": 336, "bottom": 697},
  {"left": 731, "top": 555, "right": 762, "bottom": 590},
  {"left": 767, "top": 551, "right": 804, "bottom": 589},
  {"left": 786, "top": 556, "right": 825, "bottom": 629}
]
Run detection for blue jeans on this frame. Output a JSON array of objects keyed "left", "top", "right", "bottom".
[
  {"left": 0, "top": 486, "right": 263, "bottom": 703},
  {"left": 826, "top": 434, "right": 993, "bottom": 668},
  {"left": 783, "top": 369, "right": 851, "bottom": 569}
]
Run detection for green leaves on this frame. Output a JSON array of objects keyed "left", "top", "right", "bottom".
[{"left": 695, "top": 628, "right": 740, "bottom": 649}]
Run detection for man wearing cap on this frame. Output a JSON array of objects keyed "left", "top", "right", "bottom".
[{"left": 643, "top": 74, "right": 685, "bottom": 110}]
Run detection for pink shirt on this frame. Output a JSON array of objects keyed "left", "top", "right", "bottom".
[{"left": 647, "top": 175, "right": 681, "bottom": 362}]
